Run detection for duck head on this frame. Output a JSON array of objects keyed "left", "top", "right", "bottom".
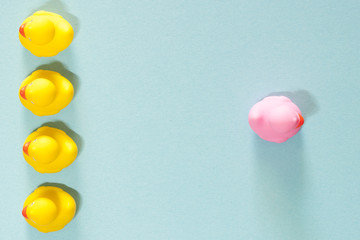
[
  {"left": 22, "top": 198, "right": 58, "bottom": 225},
  {"left": 20, "top": 78, "right": 57, "bottom": 107},
  {"left": 23, "top": 135, "right": 60, "bottom": 164},
  {"left": 19, "top": 16, "right": 55, "bottom": 45},
  {"left": 268, "top": 106, "right": 304, "bottom": 133}
]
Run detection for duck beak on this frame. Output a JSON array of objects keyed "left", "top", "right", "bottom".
[
  {"left": 19, "top": 23, "right": 27, "bottom": 38},
  {"left": 20, "top": 85, "right": 27, "bottom": 100},
  {"left": 22, "top": 206, "right": 28, "bottom": 219},
  {"left": 23, "top": 141, "right": 31, "bottom": 156},
  {"left": 296, "top": 114, "right": 304, "bottom": 128}
]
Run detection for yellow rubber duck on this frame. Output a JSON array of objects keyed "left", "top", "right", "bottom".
[
  {"left": 22, "top": 186, "right": 76, "bottom": 233},
  {"left": 23, "top": 126, "right": 78, "bottom": 173},
  {"left": 19, "top": 11, "right": 74, "bottom": 57},
  {"left": 19, "top": 70, "right": 74, "bottom": 116}
]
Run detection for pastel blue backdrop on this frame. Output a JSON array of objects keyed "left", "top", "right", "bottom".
[{"left": 0, "top": 0, "right": 359, "bottom": 239}]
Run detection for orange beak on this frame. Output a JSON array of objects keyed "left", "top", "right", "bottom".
[
  {"left": 296, "top": 114, "right": 304, "bottom": 128},
  {"left": 19, "top": 23, "right": 27, "bottom": 38},
  {"left": 23, "top": 141, "right": 31, "bottom": 156},
  {"left": 22, "top": 206, "right": 28, "bottom": 219},
  {"left": 20, "top": 85, "right": 27, "bottom": 100}
]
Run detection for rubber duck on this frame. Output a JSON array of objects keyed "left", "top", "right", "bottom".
[
  {"left": 19, "top": 11, "right": 74, "bottom": 57},
  {"left": 248, "top": 96, "right": 304, "bottom": 143},
  {"left": 22, "top": 186, "right": 76, "bottom": 233},
  {"left": 23, "top": 126, "right": 78, "bottom": 173},
  {"left": 19, "top": 70, "right": 74, "bottom": 116}
]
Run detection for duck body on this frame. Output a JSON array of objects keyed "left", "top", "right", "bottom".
[
  {"left": 23, "top": 126, "right": 78, "bottom": 173},
  {"left": 19, "top": 70, "right": 74, "bottom": 116},
  {"left": 22, "top": 186, "right": 76, "bottom": 233},
  {"left": 19, "top": 11, "right": 74, "bottom": 57},
  {"left": 248, "top": 96, "right": 304, "bottom": 143}
]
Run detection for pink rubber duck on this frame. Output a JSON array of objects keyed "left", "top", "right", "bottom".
[{"left": 248, "top": 96, "right": 304, "bottom": 143}]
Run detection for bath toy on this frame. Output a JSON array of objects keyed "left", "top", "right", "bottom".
[
  {"left": 22, "top": 186, "right": 76, "bottom": 233},
  {"left": 19, "top": 11, "right": 74, "bottom": 57},
  {"left": 19, "top": 70, "right": 74, "bottom": 116},
  {"left": 23, "top": 126, "right": 78, "bottom": 173},
  {"left": 248, "top": 96, "right": 304, "bottom": 143}
]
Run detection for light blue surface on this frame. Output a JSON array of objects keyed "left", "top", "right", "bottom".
[{"left": 0, "top": 0, "right": 359, "bottom": 239}]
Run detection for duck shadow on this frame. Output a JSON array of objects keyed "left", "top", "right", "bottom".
[
  {"left": 253, "top": 134, "right": 306, "bottom": 238},
  {"left": 38, "top": 182, "right": 81, "bottom": 217},
  {"left": 40, "top": 121, "right": 84, "bottom": 157},
  {"left": 31, "top": 0, "right": 80, "bottom": 38},
  {"left": 267, "top": 90, "right": 319, "bottom": 118},
  {"left": 36, "top": 61, "right": 80, "bottom": 99}
]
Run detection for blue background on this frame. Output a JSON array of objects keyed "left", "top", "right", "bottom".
[{"left": 1, "top": 0, "right": 359, "bottom": 239}]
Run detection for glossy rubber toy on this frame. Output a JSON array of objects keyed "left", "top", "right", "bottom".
[
  {"left": 19, "top": 70, "right": 74, "bottom": 116},
  {"left": 19, "top": 11, "right": 74, "bottom": 57},
  {"left": 23, "top": 126, "right": 78, "bottom": 173},
  {"left": 22, "top": 186, "right": 76, "bottom": 233},
  {"left": 248, "top": 96, "right": 304, "bottom": 143}
]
